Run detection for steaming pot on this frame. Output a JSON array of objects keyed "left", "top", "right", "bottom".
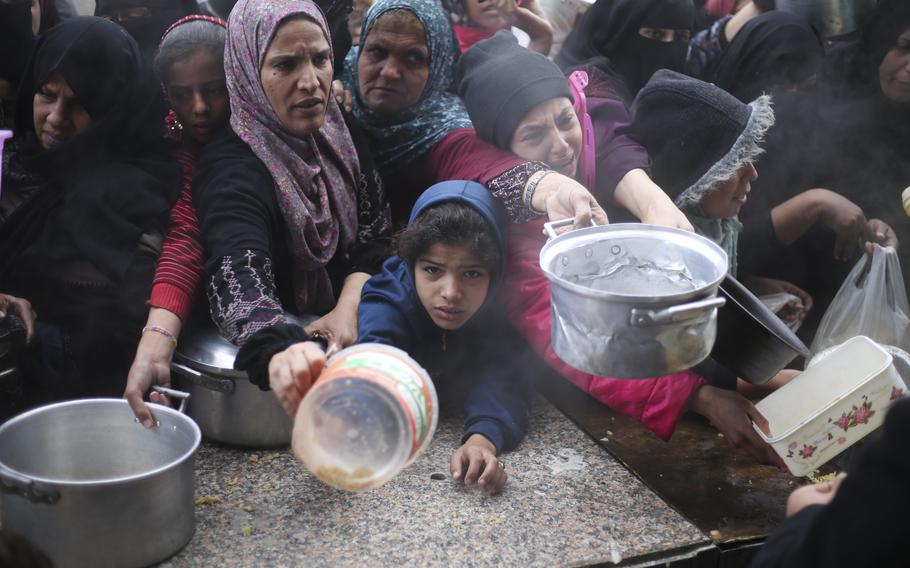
[
  {"left": 170, "top": 314, "right": 315, "bottom": 447},
  {"left": 539, "top": 222, "right": 727, "bottom": 378},
  {"left": 777, "top": 0, "right": 879, "bottom": 38}
]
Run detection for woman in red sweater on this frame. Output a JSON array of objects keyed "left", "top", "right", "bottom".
[{"left": 124, "top": 15, "right": 230, "bottom": 425}]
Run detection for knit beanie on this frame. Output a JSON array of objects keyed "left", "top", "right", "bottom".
[
  {"left": 627, "top": 69, "right": 774, "bottom": 208},
  {"left": 457, "top": 30, "right": 573, "bottom": 149}
]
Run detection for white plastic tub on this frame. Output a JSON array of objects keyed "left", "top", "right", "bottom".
[{"left": 754, "top": 336, "right": 905, "bottom": 476}]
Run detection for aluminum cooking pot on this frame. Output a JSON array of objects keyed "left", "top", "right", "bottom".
[
  {"left": 171, "top": 314, "right": 315, "bottom": 447},
  {"left": 777, "top": 0, "right": 879, "bottom": 37},
  {"left": 539, "top": 221, "right": 727, "bottom": 378},
  {"left": 712, "top": 275, "right": 810, "bottom": 384},
  {"left": 0, "top": 396, "right": 200, "bottom": 568}
]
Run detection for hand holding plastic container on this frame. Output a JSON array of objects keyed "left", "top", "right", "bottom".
[{"left": 292, "top": 344, "right": 438, "bottom": 491}]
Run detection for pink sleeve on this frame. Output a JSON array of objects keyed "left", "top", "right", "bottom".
[
  {"left": 427, "top": 128, "right": 527, "bottom": 185},
  {"left": 427, "top": 129, "right": 550, "bottom": 223},
  {"left": 148, "top": 147, "right": 204, "bottom": 322},
  {"left": 500, "top": 219, "right": 706, "bottom": 441}
]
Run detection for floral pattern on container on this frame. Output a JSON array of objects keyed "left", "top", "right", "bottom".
[
  {"left": 797, "top": 444, "right": 817, "bottom": 459},
  {"left": 831, "top": 396, "right": 876, "bottom": 432},
  {"left": 767, "top": 363, "right": 906, "bottom": 475},
  {"left": 786, "top": 441, "right": 798, "bottom": 458}
]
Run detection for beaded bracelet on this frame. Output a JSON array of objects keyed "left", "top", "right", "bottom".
[
  {"left": 142, "top": 325, "right": 177, "bottom": 348},
  {"left": 523, "top": 170, "right": 552, "bottom": 217}
]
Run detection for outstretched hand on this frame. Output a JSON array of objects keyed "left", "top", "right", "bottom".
[
  {"left": 269, "top": 341, "right": 326, "bottom": 418},
  {"left": 689, "top": 385, "right": 785, "bottom": 467},
  {"left": 864, "top": 219, "right": 898, "bottom": 254},
  {"left": 450, "top": 434, "right": 508, "bottom": 495},
  {"left": 534, "top": 173, "right": 609, "bottom": 231}
]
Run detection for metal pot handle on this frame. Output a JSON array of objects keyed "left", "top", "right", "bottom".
[
  {"left": 630, "top": 297, "right": 726, "bottom": 327},
  {"left": 170, "top": 361, "right": 236, "bottom": 395},
  {"left": 152, "top": 385, "right": 191, "bottom": 414},
  {"left": 0, "top": 463, "right": 60, "bottom": 505},
  {"left": 543, "top": 218, "right": 598, "bottom": 240}
]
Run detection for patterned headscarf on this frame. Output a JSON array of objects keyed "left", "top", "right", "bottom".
[
  {"left": 342, "top": 0, "right": 473, "bottom": 171},
  {"left": 226, "top": 0, "right": 360, "bottom": 313}
]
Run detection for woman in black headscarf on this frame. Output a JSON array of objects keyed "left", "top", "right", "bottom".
[
  {"left": 95, "top": 0, "right": 195, "bottom": 62},
  {"left": 738, "top": 0, "right": 907, "bottom": 333},
  {"left": 0, "top": 17, "right": 180, "bottom": 417},
  {"left": 0, "top": 0, "right": 62, "bottom": 128},
  {"left": 708, "top": 10, "right": 824, "bottom": 102},
  {"left": 555, "top": 0, "right": 695, "bottom": 101}
]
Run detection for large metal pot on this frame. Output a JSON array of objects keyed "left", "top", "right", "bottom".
[
  {"left": 712, "top": 275, "right": 810, "bottom": 384},
  {"left": 170, "top": 315, "right": 314, "bottom": 447},
  {"left": 0, "top": 397, "right": 200, "bottom": 568},
  {"left": 539, "top": 222, "right": 727, "bottom": 378},
  {"left": 778, "top": 0, "right": 879, "bottom": 38}
]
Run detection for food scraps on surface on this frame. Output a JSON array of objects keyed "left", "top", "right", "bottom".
[
  {"left": 806, "top": 470, "right": 838, "bottom": 484},
  {"left": 194, "top": 495, "right": 222, "bottom": 506},
  {"left": 248, "top": 454, "right": 260, "bottom": 464},
  {"left": 241, "top": 525, "right": 253, "bottom": 537}
]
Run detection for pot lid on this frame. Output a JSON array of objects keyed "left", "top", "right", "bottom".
[{"left": 174, "top": 314, "right": 314, "bottom": 378}]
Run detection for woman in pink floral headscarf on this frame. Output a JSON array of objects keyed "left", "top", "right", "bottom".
[{"left": 192, "top": 0, "right": 391, "bottom": 389}]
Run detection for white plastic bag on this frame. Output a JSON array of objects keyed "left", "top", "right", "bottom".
[{"left": 808, "top": 245, "right": 910, "bottom": 364}]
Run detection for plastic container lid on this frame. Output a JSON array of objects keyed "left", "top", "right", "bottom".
[{"left": 755, "top": 336, "right": 892, "bottom": 442}]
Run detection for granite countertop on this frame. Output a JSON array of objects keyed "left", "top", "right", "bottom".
[{"left": 162, "top": 397, "right": 708, "bottom": 567}]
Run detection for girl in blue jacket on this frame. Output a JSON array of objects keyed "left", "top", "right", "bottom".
[{"left": 269, "top": 180, "right": 531, "bottom": 495}]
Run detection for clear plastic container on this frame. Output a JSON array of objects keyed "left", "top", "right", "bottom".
[
  {"left": 0, "top": 130, "right": 12, "bottom": 198},
  {"left": 293, "top": 344, "right": 438, "bottom": 491}
]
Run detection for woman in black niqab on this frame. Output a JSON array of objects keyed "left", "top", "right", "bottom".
[
  {"left": 0, "top": 17, "right": 180, "bottom": 414},
  {"left": 555, "top": 0, "right": 695, "bottom": 99},
  {"left": 95, "top": 0, "right": 195, "bottom": 60},
  {"left": 710, "top": 10, "right": 824, "bottom": 103},
  {"left": 738, "top": 0, "right": 910, "bottom": 333}
]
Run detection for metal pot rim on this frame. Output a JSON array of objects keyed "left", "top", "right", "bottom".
[
  {"left": 172, "top": 351, "right": 246, "bottom": 382},
  {"left": 539, "top": 223, "right": 728, "bottom": 302},
  {"left": 0, "top": 398, "right": 201, "bottom": 486}
]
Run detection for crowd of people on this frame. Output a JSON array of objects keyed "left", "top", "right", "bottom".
[{"left": 1, "top": 0, "right": 909, "bottom": 564}]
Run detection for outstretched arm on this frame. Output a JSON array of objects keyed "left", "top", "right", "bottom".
[{"left": 495, "top": 0, "right": 554, "bottom": 55}]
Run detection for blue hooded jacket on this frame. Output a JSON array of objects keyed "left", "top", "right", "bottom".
[{"left": 357, "top": 180, "right": 530, "bottom": 453}]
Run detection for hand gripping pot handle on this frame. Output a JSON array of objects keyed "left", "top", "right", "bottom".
[
  {"left": 543, "top": 218, "right": 598, "bottom": 240},
  {"left": 152, "top": 385, "right": 192, "bottom": 414},
  {"left": 630, "top": 296, "right": 726, "bottom": 326},
  {"left": 0, "top": 463, "right": 60, "bottom": 505}
]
